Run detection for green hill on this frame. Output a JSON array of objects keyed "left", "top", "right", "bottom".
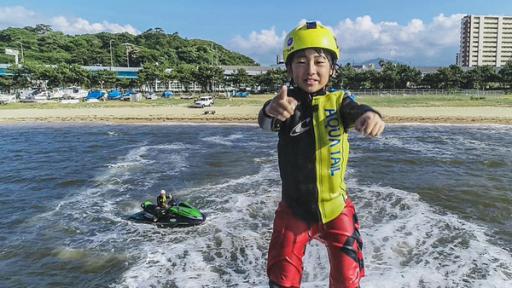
[{"left": 0, "top": 25, "right": 258, "bottom": 67}]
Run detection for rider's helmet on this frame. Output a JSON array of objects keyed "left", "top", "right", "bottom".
[
  {"left": 160, "top": 189, "right": 166, "bottom": 195},
  {"left": 282, "top": 21, "right": 340, "bottom": 65}
]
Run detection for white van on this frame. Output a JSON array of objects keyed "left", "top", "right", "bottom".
[{"left": 193, "top": 96, "right": 214, "bottom": 108}]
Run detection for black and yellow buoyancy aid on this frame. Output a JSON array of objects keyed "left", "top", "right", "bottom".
[{"left": 260, "top": 88, "right": 378, "bottom": 224}]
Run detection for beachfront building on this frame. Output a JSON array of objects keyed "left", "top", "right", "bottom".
[
  {"left": 459, "top": 15, "right": 512, "bottom": 67},
  {"left": 83, "top": 66, "right": 139, "bottom": 79},
  {"left": 160, "top": 65, "right": 278, "bottom": 92}
]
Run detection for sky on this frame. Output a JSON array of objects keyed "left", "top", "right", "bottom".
[{"left": 2, "top": 0, "right": 512, "bottom": 67}]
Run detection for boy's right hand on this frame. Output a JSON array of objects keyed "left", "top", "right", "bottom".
[{"left": 264, "top": 85, "right": 298, "bottom": 122}]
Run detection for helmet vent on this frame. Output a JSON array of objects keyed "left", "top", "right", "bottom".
[{"left": 306, "top": 21, "right": 317, "bottom": 29}]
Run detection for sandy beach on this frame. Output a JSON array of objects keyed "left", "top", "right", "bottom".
[{"left": 1, "top": 105, "right": 512, "bottom": 125}]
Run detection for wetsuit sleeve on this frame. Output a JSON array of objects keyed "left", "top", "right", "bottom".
[
  {"left": 258, "top": 100, "right": 281, "bottom": 132},
  {"left": 340, "top": 95, "right": 382, "bottom": 131}
]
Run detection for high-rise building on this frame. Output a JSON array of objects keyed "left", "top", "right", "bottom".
[{"left": 459, "top": 15, "right": 512, "bottom": 67}]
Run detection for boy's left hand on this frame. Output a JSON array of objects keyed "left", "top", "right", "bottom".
[{"left": 355, "top": 112, "right": 385, "bottom": 137}]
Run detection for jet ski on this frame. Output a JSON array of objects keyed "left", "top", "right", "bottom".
[{"left": 130, "top": 199, "right": 206, "bottom": 227}]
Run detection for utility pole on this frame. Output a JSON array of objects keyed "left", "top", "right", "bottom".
[
  {"left": 109, "top": 39, "right": 114, "bottom": 70},
  {"left": 122, "top": 43, "right": 132, "bottom": 67},
  {"left": 126, "top": 47, "right": 130, "bottom": 67}
]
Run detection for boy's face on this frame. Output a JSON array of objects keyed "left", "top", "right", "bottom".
[{"left": 289, "top": 49, "right": 333, "bottom": 94}]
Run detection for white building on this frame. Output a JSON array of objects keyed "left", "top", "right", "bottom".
[{"left": 459, "top": 15, "right": 512, "bottom": 67}]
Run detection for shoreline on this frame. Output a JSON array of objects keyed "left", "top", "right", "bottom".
[
  {"left": 1, "top": 106, "right": 512, "bottom": 125},
  {"left": 1, "top": 117, "right": 512, "bottom": 126}
]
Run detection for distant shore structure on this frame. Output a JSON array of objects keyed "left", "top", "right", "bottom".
[{"left": 458, "top": 15, "right": 512, "bottom": 67}]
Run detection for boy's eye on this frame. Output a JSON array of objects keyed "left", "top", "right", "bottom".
[{"left": 315, "top": 57, "right": 328, "bottom": 64}]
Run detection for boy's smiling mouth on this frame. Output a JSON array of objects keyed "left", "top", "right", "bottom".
[{"left": 305, "top": 78, "right": 319, "bottom": 85}]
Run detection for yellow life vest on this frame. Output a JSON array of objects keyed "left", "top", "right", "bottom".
[{"left": 312, "top": 91, "right": 349, "bottom": 223}]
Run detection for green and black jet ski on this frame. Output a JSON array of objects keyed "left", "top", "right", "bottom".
[{"left": 130, "top": 200, "right": 206, "bottom": 227}]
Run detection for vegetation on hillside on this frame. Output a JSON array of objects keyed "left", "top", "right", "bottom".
[{"left": 0, "top": 25, "right": 256, "bottom": 67}]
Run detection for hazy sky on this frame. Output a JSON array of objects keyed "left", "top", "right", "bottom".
[{"left": 2, "top": 1, "right": 512, "bottom": 66}]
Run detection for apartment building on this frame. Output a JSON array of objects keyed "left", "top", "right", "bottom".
[{"left": 459, "top": 15, "right": 512, "bottom": 67}]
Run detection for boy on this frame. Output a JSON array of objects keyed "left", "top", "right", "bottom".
[{"left": 258, "top": 21, "right": 385, "bottom": 288}]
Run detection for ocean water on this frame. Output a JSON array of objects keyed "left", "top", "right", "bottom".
[{"left": 0, "top": 123, "right": 511, "bottom": 288}]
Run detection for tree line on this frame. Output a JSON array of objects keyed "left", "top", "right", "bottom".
[
  {"left": 0, "top": 62, "right": 289, "bottom": 93},
  {"left": 334, "top": 61, "right": 512, "bottom": 90},
  {"left": 3, "top": 60, "right": 512, "bottom": 93}
]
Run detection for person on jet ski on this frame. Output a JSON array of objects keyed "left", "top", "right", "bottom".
[
  {"left": 154, "top": 189, "right": 174, "bottom": 222},
  {"left": 157, "top": 189, "right": 172, "bottom": 208}
]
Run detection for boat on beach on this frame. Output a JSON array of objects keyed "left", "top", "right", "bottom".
[
  {"left": 21, "top": 89, "right": 52, "bottom": 102},
  {"left": 49, "top": 89, "right": 65, "bottom": 101},
  {"left": 85, "top": 90, "right": 106, "bottom": 102},
  {"left": 107, "top": 89, "right": 123, "bottom": 100},
  {"left": 62, "top": 87, "right": 88, "bottom": 100},
  {"left": 0, "top": 93, "right": 16, "bottom": 104}
]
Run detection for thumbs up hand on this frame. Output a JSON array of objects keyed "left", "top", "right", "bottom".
[{"left": 264, "top": 85, "right": 299, "bottom": 122}]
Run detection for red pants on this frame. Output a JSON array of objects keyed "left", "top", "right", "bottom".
[{"left": 267, "top": 199, "right": 364, "bottom": 288}]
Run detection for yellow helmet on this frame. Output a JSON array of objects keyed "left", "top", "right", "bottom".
[{"left": 283, "top": 21, "right": 340, "bottom": 63}]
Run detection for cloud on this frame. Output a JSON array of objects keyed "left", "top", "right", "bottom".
[
  {"left": 0, "top": 5, "right": 38, "bottom": 27},
  {"left": 229, "top": 26, "right": 286, "bottom": 64},
  {"left": 334, "top": 14, "right": 463, "bottom": 64},
  {"left": 230, "top": 14, "right": 464, "bottom": 66},
  {"left": 51, "top": 16, "right": 139, "bottom": 35},
  {"left": 0, "top": 5, "right": 139, "bottom": 35}
]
